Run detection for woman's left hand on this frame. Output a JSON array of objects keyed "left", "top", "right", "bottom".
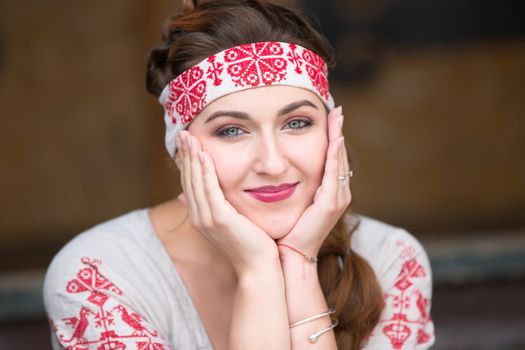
[{"left": 276, "top": 106, "right": 352, "bottom": 260}]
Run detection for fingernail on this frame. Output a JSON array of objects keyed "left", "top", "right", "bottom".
[
  {"left": 339, "top": 115, "right": 344, "bottom": 129},
  {"left": 337, "top": 106, "right": 343, "bottom": 115}
]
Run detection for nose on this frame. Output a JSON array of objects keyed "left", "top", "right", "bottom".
[{"left": 252, "top": 133, "right": 288, "bottom": 176}]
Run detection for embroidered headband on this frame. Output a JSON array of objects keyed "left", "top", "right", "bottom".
[{"left": 159, "top": 41, "right": 335, "bottom": 157}]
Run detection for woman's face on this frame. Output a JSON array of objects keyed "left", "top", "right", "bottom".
[{"left": 187, "top": 85, "right": 328, "bottom": 239}]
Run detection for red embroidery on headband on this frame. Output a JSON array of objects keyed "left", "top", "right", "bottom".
[
  {"left": 161, "top": 42, "right": 334, "bottom": 156},
  {"left": 206, "top": 55, "right": 223, "bottom": 87},
  {"left": 287, "top": 43, "right": 303, "bottom": 74},
  {"left": 225, "top": 42, "right": 287, "bottom": 87},
  {"left": 167, "top": 66, "right": 207, "bottom": 125},
  {"left": 302, "top": 49, "right": 329, "bottom": 100}
]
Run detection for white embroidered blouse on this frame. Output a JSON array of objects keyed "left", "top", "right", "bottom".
[{"left": 43, "top": 209, "right": 435, "bottom": 349}]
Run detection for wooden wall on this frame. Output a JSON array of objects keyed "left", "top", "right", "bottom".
[
  {"left": 0, "top": 0, "right": 172, "bottom": 268},
  {"left": 337, "top": 41, "right": 525, "bottom": 233},
  {"left": 0, "top": 0, "right": 523, "bottom": 270}
]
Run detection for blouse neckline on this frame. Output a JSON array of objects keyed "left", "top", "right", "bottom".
[{"left": 140, "top": 208, "right": 214, "bottom": 349}]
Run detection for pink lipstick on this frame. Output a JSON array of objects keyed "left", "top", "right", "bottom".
[{"left": 245, "top": 182, "right": 299, "bottom": 203}]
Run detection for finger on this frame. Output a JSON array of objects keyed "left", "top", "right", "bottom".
[
  {"left": 337, "top": 135, "right": 347, "bottom": 203},
  {"left": 328, "top": 106, "right": 343, "bottom": 143},
  {"left": 175, "top": 140, "right": 187, "bottom": 205},
  {"left": 318, "top": 106, "right": 343, "bottom": 199},
  {"left": 176, "top": 135, "right": 187, "bottom": 199},
  {"left": 342, "top": 140, "right": 352, "bottom": 204},
  {"left": 337, "top": 138, "right": 351, "bottom": 204},
  {"left": 188, "top": 134, "right": 212, "bottom": 225},
  {"left": 324, "top": 107, "right": 344, "bottom": 198},
  {"left": 180, "top": 131, "right": 199, "bottom": 222},
  {"left": 319, "top": 135, "right": 344, "bottom": 201},
  {"left": 199, "top": 150, "right": 229, "bottom": 221}
]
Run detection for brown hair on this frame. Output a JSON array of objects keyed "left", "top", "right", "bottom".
[{"left": 146, "top": 1, "right": 383, "bottom": 348}]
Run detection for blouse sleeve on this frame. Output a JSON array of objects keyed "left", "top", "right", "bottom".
[
  {"left": 44, "top": 256, "right": 173, "bottom": 350},
  {"left": 363, "top": 231, "right": 435, "bottom": 349}
]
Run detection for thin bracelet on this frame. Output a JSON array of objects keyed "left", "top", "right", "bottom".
[
  {"left": 308, "top": 318, "right": 339, "bottom": 343},
  {"left": 289, "top": 308, "right": 336, "bottom": 328},
  {"left": 277, "top": 243, "right": 318, "bottom": 263}
]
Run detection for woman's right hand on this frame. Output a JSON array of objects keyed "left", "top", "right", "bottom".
[{"left": 176, "top": 130, "right": 279, "bottom": 277}]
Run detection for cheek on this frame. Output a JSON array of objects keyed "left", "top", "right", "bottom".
[
  {"left": 292, "top": 133, "right": 328, "bottom": 183},
  {"left": 202, "top": 142, "right": 248, "bottom": 192}
]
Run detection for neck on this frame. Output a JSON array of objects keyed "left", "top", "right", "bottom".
[{"left": 150, "top": 197, "right": 236, "bottom": 275}]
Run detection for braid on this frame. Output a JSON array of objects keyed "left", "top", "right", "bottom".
[{"left": 318, "top": 214, "right": 384, "bottom": 349}]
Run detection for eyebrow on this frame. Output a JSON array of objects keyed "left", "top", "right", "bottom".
[{"left": 204, "top": 99, "right": 319, "bottom": 123}]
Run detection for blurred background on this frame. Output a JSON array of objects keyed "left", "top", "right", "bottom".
[{"left": 1, "top": 0, "right": 524, "bottom": 349}]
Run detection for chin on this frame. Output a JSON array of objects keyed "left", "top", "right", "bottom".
[
  {"left": 246, "top": 208, "right": 302, "bottom": 240},
  {"left": 262, "top": 225, "right": 291, "bottom": 240}
]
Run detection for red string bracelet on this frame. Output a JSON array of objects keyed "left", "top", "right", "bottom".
[{"left": 277, "top": 243, "right": 318, "bottom": 263}]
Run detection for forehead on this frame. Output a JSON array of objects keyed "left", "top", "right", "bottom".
[{"left": 199, "top": 85, "right": 326, "bottom": 116}]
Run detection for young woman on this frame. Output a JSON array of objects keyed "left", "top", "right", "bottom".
[{"left": 44, "top": 1, "right": 435, "bottom": 349}]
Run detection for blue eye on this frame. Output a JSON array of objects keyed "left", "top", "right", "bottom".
[
  {"left": 284, "top": 119, "right": 312, "bottom": 130},
  {"left": 216, "top": 125, "right": 245, "bottom": 138}
]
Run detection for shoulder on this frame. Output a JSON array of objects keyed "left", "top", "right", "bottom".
[
  {"left": 43, "top": 209, "right": 160, "bottom": 318},
  {"left": 348, "top": 214, "right": 431, "bottom": 288},
  {"left": 45, "top": 209, "right": 151, "bottom": 280},
  {"left": 43, "top": 209, "right": 174, "bottom": 349},
  {"left": 43, "top": 208, "right": 156, "bottom": 313},
  {"left": 349, "top": 214, "right": 424, "bottom": 255}
]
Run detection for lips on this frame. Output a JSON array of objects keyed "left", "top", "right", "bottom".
[{"left": 245, "top": 182, "right": 299, "bottom": 203}]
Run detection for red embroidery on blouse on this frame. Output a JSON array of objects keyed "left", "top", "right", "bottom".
[
  {"left": 52, "top": 257, "right": 170, "bottom": 350},
  {"left": 224, "top": 42, "right": 288, "bottom": 87},
  {"left": 379, "top": 240, "right": 433, "bottom": 349},
  {"left": 167, "top": 66, "right": 207, "bottom": 125}
]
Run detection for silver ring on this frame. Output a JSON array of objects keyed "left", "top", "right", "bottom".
[{"left": 337, "top": 171, "right": 353, "bottom": 181}]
